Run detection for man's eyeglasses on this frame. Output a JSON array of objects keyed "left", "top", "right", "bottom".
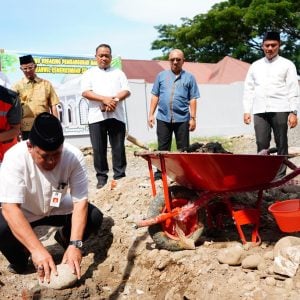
[
  {"left": 35, "top": 148, "right": 62, "bottom": 162},
  {"left": 20, "top": 65, "right": 35, "bottom": 72},
  {"left": 169, "top": 58, "right": 182, "bottom": 62},
  {"left": 96, "top": 54, "right": 111, "bottom": 59}
]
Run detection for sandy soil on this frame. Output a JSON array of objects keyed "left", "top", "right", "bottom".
[{"left": 0, "top": 134, "right": 300, "bottom": 300}]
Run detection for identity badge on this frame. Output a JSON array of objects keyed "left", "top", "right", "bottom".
[{"left": 50, "top": 191, "right": 62, "bottom": 207}]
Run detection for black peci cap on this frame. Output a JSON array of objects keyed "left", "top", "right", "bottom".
[
  {"left": 29, "top": 112, "right": 64, "bottom": 151},
  {"left": 263, "top": 31, "right": 280, "bottom": 42},
  {"left": 19, "top": 55, "right": 35, "bottom": 65}
]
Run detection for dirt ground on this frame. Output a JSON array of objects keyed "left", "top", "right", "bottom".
[{"left": 1, "top": 134, "right": 300, "bottom": 299}]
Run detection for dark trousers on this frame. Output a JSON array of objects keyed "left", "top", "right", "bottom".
[
  {"left": 0, "top": 203, "right": 103, "bottom": 268},
  {"left": 89, "top": 119, "right": 127, "bottom": 184},
  {"left": 254, "top": 112, "right": 289, "bottom": 177},
  {"left": 156, "top": 119, "right": 190, "bottom": 151},
  {"left": 155, "top": 120, "right": 189, "bottom": 178}
]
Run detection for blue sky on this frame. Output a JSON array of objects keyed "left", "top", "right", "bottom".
[{"left": 1, "top": 0, "right": 223, "bottom": 60}]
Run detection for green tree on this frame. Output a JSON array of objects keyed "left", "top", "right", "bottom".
[{"left": 151, "top": 0, "right": 300, "bottom": 72}]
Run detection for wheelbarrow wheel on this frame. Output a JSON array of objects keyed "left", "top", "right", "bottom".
[{"left": 148, "top": 185, "right": 204, "bottom": 251}]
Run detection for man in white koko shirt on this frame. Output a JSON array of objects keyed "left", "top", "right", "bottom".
[
  {"left": 0, "top": 112, "right": 103, "bottom": 283},
  {"left": 243, "top": 31, "right": 300, "bottom": 178}
]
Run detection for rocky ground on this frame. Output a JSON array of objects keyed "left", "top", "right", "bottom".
[{"left": 1, "top": 129, "right": 300, "bottom": 300}]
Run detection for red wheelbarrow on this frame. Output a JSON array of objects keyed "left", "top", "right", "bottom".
[{"left": 134, "top": 151, "right": 300, "bottom": 251}]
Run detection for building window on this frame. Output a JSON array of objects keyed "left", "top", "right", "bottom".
[
  {"left": 79, "top": 98, "right": 89, "bottom": 125},
  {"left": 57, "top": 103, "right": 64, "bottom": 123},
  {"left": 67, "top": 106, "right": 72, "bottom": 124}
]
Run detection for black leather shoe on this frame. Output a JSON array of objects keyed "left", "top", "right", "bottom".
[
  {"left": 96, "top": 181, "right": 107, "bottom": 189},
  {"left": 7, "top": 263, "right": 28, "bottom": 274}
]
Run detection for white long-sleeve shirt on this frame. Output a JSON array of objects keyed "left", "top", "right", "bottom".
[{"left": 243, "top": 55, "right": 300, "bottom": 114}]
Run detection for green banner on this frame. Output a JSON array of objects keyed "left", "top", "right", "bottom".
[{"left": 0, "top": 51, "right": 122, "bottom": 136}]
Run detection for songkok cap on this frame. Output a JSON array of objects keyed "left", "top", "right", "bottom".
[
  {"left": 19, "top": 55, "right": 35, "bottom": 65},
  {"left": 29, "top": 112, "right": 64, "bottom": 151},
  {"left": 263, "top": 31, "right": 280, "bottom": 42}
]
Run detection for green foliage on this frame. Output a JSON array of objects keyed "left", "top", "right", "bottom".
[
  {"left": 151, "top": 0, "right": 300, "bottom": 71},
  {"left": 145, "top": 139, "right": 178, "bottom": 151}
]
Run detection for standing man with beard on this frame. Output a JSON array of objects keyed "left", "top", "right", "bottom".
[
  {"left": 13, "top": 55, "right": 59, "bottom": 140},
  {"left": 243, "top": 31, "right": 300, "bottom": 178},
  {"left": 81, "top": 44, "right": 131, "bottom": 189}
]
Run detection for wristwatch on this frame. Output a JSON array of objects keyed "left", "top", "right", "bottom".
[
  {"left": 69, "top": 240, "right": 83, "bottom": 248},
  {"left": 291, "top": 110, "right": 297, "bottom": 116}
]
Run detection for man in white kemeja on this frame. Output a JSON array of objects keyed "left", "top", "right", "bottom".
[
  {"left": 81, "top": 44, "right": 131, "bottom": 189},
  {"left": 0, "top": 113, "right": 103, "bottom": 283},
  {"left": 243, "top": 31, "right": 300, "bottom": 178}
]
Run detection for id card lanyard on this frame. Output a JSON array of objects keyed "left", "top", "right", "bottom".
[{"left": 50, "top": 182, "right": 67, "bottom": 207}]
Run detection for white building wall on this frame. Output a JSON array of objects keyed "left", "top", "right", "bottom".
[
  {"left": 65, "top": 80, "right": 255, "bottom": 147},
  {"left": 122, "top": 81, "right": 254, "bottom": 145},
  {"left": 194, "top": 82, "right": 254, "bottom": 137}
]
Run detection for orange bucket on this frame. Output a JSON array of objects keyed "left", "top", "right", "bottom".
[{"left": 268, "top": 199, "right": 300, "bottom": 232}]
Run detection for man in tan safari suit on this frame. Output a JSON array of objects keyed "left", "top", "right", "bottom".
[{"left": 13, "top": 55, "right": 59, "bottom": 140}]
